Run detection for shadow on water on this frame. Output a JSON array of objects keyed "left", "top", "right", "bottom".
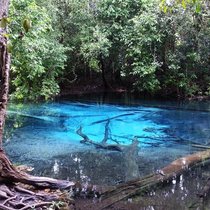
[{"left": 3, "top": 93, "right": 210, "bottom": 209}]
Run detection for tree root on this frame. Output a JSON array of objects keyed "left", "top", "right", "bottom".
[
  {"left": 0, "top": 150, "right": 74, "bottom": 189},
  {"left": 0, "top": 150, "right": 76, "bottom": 209},
  {"left": 0, "top": 182, "right": 73, "bottom": 210}
]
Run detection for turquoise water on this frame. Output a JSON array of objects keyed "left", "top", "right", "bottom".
[{"left": 3, "top": 98, "right": 210, "bottom": 187}]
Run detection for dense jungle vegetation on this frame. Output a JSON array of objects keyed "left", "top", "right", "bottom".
[{"left": 7, "top": 0, "right": 210, "bottom": 100}]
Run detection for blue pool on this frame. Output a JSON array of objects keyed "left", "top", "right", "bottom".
[{"left": 3, "top": 97, "right": 210, "bottom": 187}]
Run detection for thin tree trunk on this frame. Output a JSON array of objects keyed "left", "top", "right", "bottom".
[
  {"left": 99, "top": 53, "right": 111, "bottom": 90},
  {"left": 0, "top": 0, "right": 10, "bottom": 148},
  {"left": 0, "top": 0, "right": 10, "bottom": 17},
  {"left": 0, "top": 0, "right": 74, "bottom": 190}
]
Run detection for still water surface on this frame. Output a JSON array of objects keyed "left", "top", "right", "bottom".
[{"left": 3, "top": 95, "right": 210, "bottom": 209}]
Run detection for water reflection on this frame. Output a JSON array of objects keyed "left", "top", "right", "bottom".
[
  {"left": 53, "top": 159, "right": 59, "bottom": 175},
  {"left": 114, "top": 166, "right": 208, "bottom": 210}
]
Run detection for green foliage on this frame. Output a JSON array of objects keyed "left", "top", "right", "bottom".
[
  {"left": 122, "top": 0, "right": 161, "bottom": 92},
  {"left": 80, "top": 25, "right": 111, "bottom": 71},
  {"left": 159, "top": 1, "right": 210, "bottom": 97},
  {"left": 7, "top": 0, "right": 210, "bottom": 99},
  {"left": 45, "top": 0, "right": 96, "bottom": 79},
  {"left": 9, "top": 0, "right": 67, "bottom": 100}
]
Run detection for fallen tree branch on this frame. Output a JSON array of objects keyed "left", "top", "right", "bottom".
[
  {"left": 101, "top": 119, "right": 110, "bottom": 144},
  {"left": 192, "top": 144, "right": 210, "bottom": 150},
  {"left": 90, "top": 110, "right": 157, "bottom": 126},
  {"left": 90, "top": 113, "right": 135, "bottom": 125}
]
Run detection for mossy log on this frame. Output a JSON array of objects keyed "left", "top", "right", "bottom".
[{"left": 93, "top": 149, "right": 210, "bottom": 209}]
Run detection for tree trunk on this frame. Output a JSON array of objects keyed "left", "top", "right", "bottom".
[
  {"left": 0, "top": 0, "right": 10, "bottom": 18},
  {"left": 99, "top": 53, "right": 111, "bottom": 90}
]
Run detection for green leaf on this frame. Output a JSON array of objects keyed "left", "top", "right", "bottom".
[
  {"left": 0, "top": 17, "right": 11, "bottom": 28},
  {"left": 2, "top": 33, "right": 10, "bottom": 38},
  {"left": 182, "top": 0, "right": 187, "bottom": 9},
  {"left": 6, "top": 42, "right": 13, "bottom": 53},
  {"left": 163, "top": 5, "right": 168, "bottom": 13},
  {"left": 22, "top": 19, "right": 32, "bottom": 33},
  {"left": 0, "top": 17, "right": 8, "bottom": 28},
  {"left": 195, "top": 3, "right": 201, "bottom": 13}
]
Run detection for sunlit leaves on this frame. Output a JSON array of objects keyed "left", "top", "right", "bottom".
[
  {"left": 160, "top": 0, "right": 204, "bottom": 13},
  {"left": 121, "top": 0, "right": 161, "bottom": 93},
  {"left": 2, "top": 33, "right": 10, "bottom": 38}
]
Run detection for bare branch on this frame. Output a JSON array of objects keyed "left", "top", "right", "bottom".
[
  {"left": 76, "top": 126, "right": 122, "bottom": 152},
  {"left": 101, "top": 119, "right": 110, "bottom": 144}
]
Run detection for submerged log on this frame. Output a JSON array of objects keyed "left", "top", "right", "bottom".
[
  {"left": 76, "top": 120, "right": 124, "bottom": 152},
  {"left": 192, "top": 144, "right": 210, "bottom": 150},
  {"left": 92, "top": 149, "right": 210, "bottom": 209}
]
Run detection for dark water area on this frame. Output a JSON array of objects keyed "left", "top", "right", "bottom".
[{"left": 3, "top": 93, "right": 210, "bottom": 209}]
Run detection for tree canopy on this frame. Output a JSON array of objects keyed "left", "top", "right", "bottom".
[{"left": 5, "top": 0, "right": 210, "bottom": 100}]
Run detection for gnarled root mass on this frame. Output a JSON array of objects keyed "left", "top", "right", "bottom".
[
  {"left": 0, "top": 150, "right": 75, "bottom": 209},
  {"left": 0, "top": 183, "right": 75, "bottom": 210}
]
